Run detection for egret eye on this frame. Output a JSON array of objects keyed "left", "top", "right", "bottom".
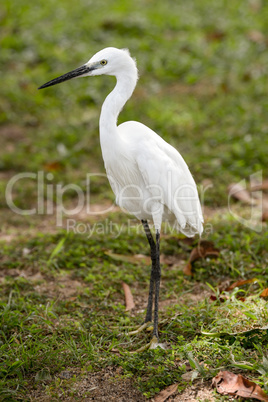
[{"left": 100, "top": 60, "right": 107, "bottom": 66}]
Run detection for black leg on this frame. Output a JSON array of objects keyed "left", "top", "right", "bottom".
[
  {"left": 153, "top": 230, "right": 161, "bottom": 339},
  {"left": 141, "top": 220, "right": 161, "bottom": 341},
  {"left": 128, "top": 221, "right": 161, "bottom": 349},
  {"left": 141, "top": 220, "right": 156, "bottom": 323}
]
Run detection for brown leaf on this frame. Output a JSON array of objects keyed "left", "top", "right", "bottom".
[
  {"left": 226, "top": 278, "right": 259, "bottom": 291},
  {"left": 210, "top": 278, "right": 259, "bottom": 303},
  {"left": 250, "top": 179, "right": 268, "bottom": 220},
  {"left": 212, "top": 371, "right": 268, "bottom": 401},
  {"left": 44, "top": 161, "right": 64, "bottom": 172},
  {"left": 122, "top": 282, "right": 135, "bottom": 311},
  {"left": 183, "top": 241, "right": 220, "bottom": 276},
  {"left": 206, "top": 30, "right": 226, "bottom": 42},
  {"left": 250, "top": 179, "right": 268, "bottom": 192},
  {"left": 262, "top": 210, "right": 268, "bottom": 222},
  {"left": 210, "top": 294, "right": 227, "bottom": 303},
  {"left": 228, "top": 183, "right": 257, "bottom": 205},
  {"left": 154, "top": 383, "right": 178, "bottom": 402},
  {"left": 183, "top": 262, "right": 193, "bottom": 276},
  {"left": 260, "top": 288, "right": 268, "bottom": 298}
]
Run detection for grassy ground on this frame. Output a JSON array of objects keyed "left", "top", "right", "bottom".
[{"left": 1, "top": 0, "right": 268, "bottom": 400}]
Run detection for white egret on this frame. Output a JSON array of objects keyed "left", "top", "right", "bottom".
[{"left": 39, "top": 47, "right": 204, "bottom": 349}]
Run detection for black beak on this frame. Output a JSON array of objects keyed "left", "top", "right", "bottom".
[{"left": 38, "top": 64, "right": 94, "bottom": 89}]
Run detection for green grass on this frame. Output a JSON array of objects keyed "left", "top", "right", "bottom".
[
  {"left": 0, "top": 220, "right": 268, "bottom": 400},
  {"left": 1, "top": 0, "right": 268, "bottom": 400},
  {"left": 1, "top": 0, "right": 268, "bottom": 207}
]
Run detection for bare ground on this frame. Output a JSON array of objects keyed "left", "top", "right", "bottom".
[{"left": 29, "top": 366, "right": 216, "bottom": 401}]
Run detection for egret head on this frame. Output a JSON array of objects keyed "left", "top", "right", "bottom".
[{"left": 38, "top": 47, "right": 137, "bottom": 89}]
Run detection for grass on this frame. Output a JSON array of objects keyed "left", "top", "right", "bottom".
[
  {"left": 0, "top": 218, "right": 267, "bottom": 400},
  {"left": 1, "top": 0, "right": 268, "bottom": 400}
]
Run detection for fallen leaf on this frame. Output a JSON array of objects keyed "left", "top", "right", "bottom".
[
  {"left": 228, "top": 183, "right": 257, "bottom": 205},
  {"left": 105, "top": 251, "right": 151, "bottom": 265},
  {"left": 209, "top": 278, "right": 260, "bottom": 304},
  {"left": 250, "top": 179, "right": 268, "bottom": 191},
  {"left": 183, "top": 262, "right": 193, "bottom": 276},
  {"left": 206, "top": 30, "right": 226, "bottom": 42},
  {"left": 154, "top": 383, "right": 178, "bottom": 402},
  {"left": 210, "top": 294, "right": 227, "bottom": 303},
  {"left": 262, "top": 210, "right": 268, "bottom": 222},
  {"left": 212, "top": 371, "right": 268, "bottom": 401},
  {"left": 183, "top": 241, "right": 220, "bottom": 276},
  {"left": 229, "top": 180, "right": 268, "bottom": 221},
  {"left": 44, "top": 161, "right": 64, "bottom": 172},
  {"left": 122, "top": 282, "right": 135, "bottom": 311},
  {"left": 225, "top": 277, "right": 259, "bottom": 291},
  {"left": 260, "top": 288, "right": 268, "bottom": 298}
]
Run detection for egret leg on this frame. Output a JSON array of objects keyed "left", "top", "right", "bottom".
[
  {"left": 140, "top": 221, "right": 162, "bottom": 343},
  {"left": 128, "top": 220, "right": 155, "bottom": 337},
  {"left": 141, "top": 219, "right": 156, "bottom": 323},
  {"left": 128, "top": 225, "right": 163, "bottom": 352},
  {"left": 151, "top": 230, "right": 161, "bottom": 342}
]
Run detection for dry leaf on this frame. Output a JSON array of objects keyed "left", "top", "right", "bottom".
[
  {"left": 122, "top": 282, "right": 135, "bottom": 311},
  {"left": 260, "top": 288, "right": 268, "bottom": 298},
  {"left": 229, "top": 180, "right": 268, "bottom": 221},
  {"left": 212, "top": 371, "right": 268, "bottom": 401},
  {"left": 226, "top": 277, "right": 259, "bottom": 291},
  {"left": 262, "top": 210, "right": 268, "bottom": 222},
  {"left": 210, "top": 294, "right": 227, "bottom": 303},
  {"left": 154, "top": 383, "right": 178, "bottom": 402},
  {"left": 206, "top": 30, "right": 226, "bottom": 42},
  {"left": 251, "top": 179, "right": 268, "bottom": 191},
  {"left": 251, "top": 180, "right": 268, "bottom": 220},
  {"left": 183, "top": 241, "right": 220, "bottom": 276},
  {"left": 44, "top": 161, "right": 64, "bottom": 172},
  {"left": 228, "top": 183, "right": 257, "bottom": 205},
  {"left": 210, "top": 278, "right": 259, "bottom": 303},
  {"left": 183, "top": 261, "right": 193, "bottom": 276}
]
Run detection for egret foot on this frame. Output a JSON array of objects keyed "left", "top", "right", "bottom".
[
  {"left": 129, "top": 335, "right": 166, "bottom": 353},
  {"left": 128, "top": 321, "right": 153, "bottom": 336}
]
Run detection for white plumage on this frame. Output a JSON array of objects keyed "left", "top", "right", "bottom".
[
  {"left": 92, "top": 48, "right": 203, "bottom": 236},
  {"left": 39, "top": 47, "right": 204, "bottom": 348}
]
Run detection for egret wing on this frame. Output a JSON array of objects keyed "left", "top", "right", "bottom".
[{"left": 134, "top": 127, "right": 203, "bottom": 235}]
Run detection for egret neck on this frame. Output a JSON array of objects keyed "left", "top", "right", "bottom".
[{"left": 99, "top": 62, "right": 138, "bottom": 157}]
